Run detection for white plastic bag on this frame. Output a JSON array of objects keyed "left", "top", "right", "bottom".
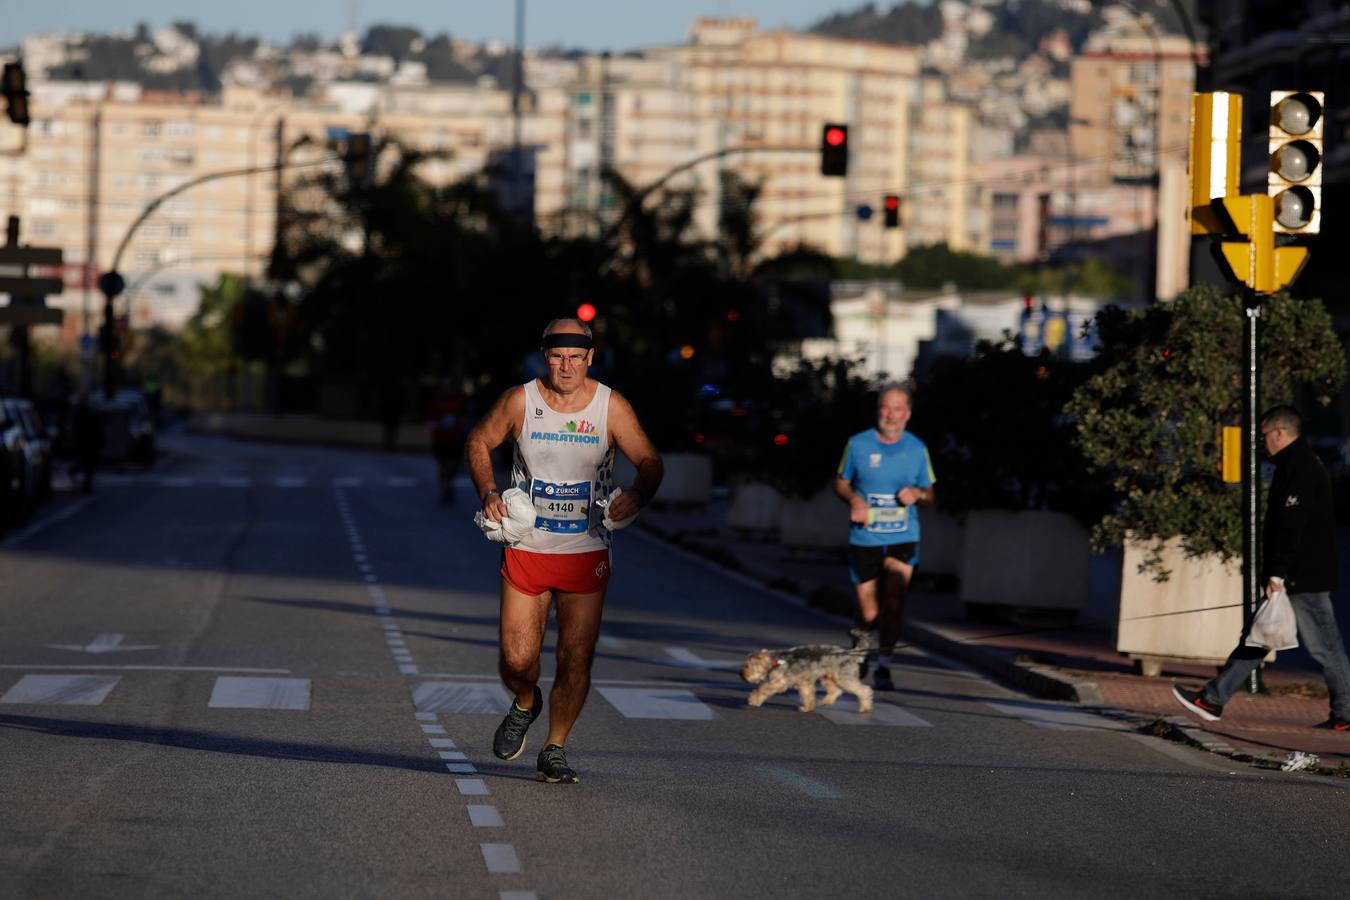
[
  {"left": 1244, "top": 590, "right": 1299, "bottom": 651},
  {"left": 473, "top": 488, "right": 535, "bottom": 544},
  {"left": 595, "top": 488, "right": 637, "bottom": 532}
]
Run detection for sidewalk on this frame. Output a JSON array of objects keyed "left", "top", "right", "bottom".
[{"left": 638, "top": 492, "right": 1350, "bottom": 774}]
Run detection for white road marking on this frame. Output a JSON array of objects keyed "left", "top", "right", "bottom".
[
  {"left": 386, "top": 639, "right": 406, "bottom": 647},
  {"left": 456, "top": 778, "right": 490, "bottom": 796},
  {"left": 816, "top": 699, "right": 933, "bottom": 727},
  {"left": 764, "top": 766, "right": 841, "bottom": 799},
  {"left": 597, "top": 634, "right": 625, "bottom": 649},
  {"left": 421, "top": 724, "right": 447, "bottom": 734},
  {"left": 414, "top": 712, "right": 437, "bottom": 721},
  {"left": 982, "top": 699, "right": 1118, "bottom": 731},
  {"left": 663, "top": 647, "right": 740, "bottom": 670},
  {"left": 412, "top": 681, "right": 510, "bottom": 714},
  {"left": 499, "top": 893, "right": 538, "bottom": 900},
  {"left": 0, "top": 674, "right": 120, "bottom": 705},
  {"left": 428, "top": 738, "right": 457, "bottom": 749},
  {"left": 595, "top": 687, "right": 716, "bottom": 720},
  {"left": 208, "top": 677, "right": 311, "bottom": 710},
  {"left": 446, "top": 763, "right": 476, "bottom": 774},
  {"left": 468, "top": 805, "right": 504, "bottom": 827},
  {"left": 480, "top": 844, "right": 521, "bottom": 874},
  {"left": 398, "top": 664, "right": 419, "bottom": 674},
  {"left": 437, "top": 750, "right": 467, "bottom": 760},
  {"left": 46, "top": 633, "right": 159, "bottom": 654}
]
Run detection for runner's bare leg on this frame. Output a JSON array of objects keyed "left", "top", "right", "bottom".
[
  {"left": 498, "top": 581, "right": 550, "bottom": 710},
  {"left": 546, "top": 588, "right": 606, "bottom": 747}
]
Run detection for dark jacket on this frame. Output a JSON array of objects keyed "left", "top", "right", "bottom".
[{"left": 1263, "top": 435, "right": 1337, "bottom": 593}]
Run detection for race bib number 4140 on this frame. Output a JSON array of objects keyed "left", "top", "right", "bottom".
[{"left": 531, "top": 479, "right": 591, "bottom": 533}]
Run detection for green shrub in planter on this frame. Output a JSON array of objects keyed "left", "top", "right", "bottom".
[
  {"left": 1067, "top": 284, "right": 1344, "bottom": 577},
  {"left": 761, "top": 357, "right": 878, "bottom": 500}
]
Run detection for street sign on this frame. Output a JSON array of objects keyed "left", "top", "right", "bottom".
[
  {"left": 0, "top": 301, "right": 63, "bottom": 325},
  {"left": 0, "top": 245, "right": 62, "bottom": 267},
  {"left": 0, "top": 275, "right": 63, "bottom": 296}
]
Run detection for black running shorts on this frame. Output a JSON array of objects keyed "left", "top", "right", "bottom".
[{"left": 848, "top": 542, "right": 918, "bottom": 585}]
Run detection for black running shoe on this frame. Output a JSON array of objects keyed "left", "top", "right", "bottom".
[
  {"left": 1313, "top": 716, "right": 1350, "bottom": 732},
  {"left": 1171, "top": 685, "right": 1223, "bottom": 722},
  {"left": 873, "top": 664, "right": 895, "bottom": 692},
  {"left": 536, "top": 743, "right": 579, "bottom": 784},
  {"left": 492, "top": 686, "right": 542, "bottom": 760}
]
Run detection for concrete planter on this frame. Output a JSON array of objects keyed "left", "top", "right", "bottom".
[
  {"left": 1115, "top": 537, "right": 1268, "bottom": 676},
  {"left": 958, "top": 509, "right": 1090, "bottom": 611},
  {"left": 726, "top": 480, "right": 784, "bottom": 535},
  {"left": 778, "top": 487, "right": 849, "bottom": 550},
  {"left": 918, "top": 509, "right": 964, "bottom": 577}
]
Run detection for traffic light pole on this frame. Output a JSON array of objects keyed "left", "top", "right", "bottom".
[{"left": 1243, "top": 290, "right": 1263, "bottom": 694}]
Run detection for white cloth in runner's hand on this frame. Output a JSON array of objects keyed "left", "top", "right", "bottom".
[
  {"left": 474, "top": 488, "right": 535, "bottom": 544},
  {"left": 597, "top": 488, "right": 637, "bottom": 531}
]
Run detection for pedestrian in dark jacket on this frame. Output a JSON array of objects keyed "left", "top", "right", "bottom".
[
  {"left": 1173, "top": 405, "right": 1350, "bottom": 730},
  {"left": 71, "top": 394, "right": 102, "bottom": 495}
]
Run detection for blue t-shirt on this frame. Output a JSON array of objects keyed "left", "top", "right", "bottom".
[{"left": 837, "top": 429, "right": 936, "bottom": 547}]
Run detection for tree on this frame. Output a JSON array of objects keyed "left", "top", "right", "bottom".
[{"left": 1068, "top": 285, "right": 1345, "bottom": 576}]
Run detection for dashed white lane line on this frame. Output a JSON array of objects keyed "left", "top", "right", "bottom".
[
  {"left": 437, "top": 751, "right": 468, "bottom": 761},
  {"left": 456, "top": 779, "right": 490, "bottom": 796},
  {"left": 421, "top": 724, "right": 447, "bottom": 734},
  {"left": 428, "top": 738, "right": 457, "bottom": 749},
  {"left": 0, "top": 674, "right": 120, "bottom": 705},
  {"left": 446, "top": 763, "right": 477, "bottom": 774},
  {"left": 480, "top": 844, "right": 522, "bottom": 874},
  {"left": 468, "top": 805, "right": 504, "bottom": 827}
]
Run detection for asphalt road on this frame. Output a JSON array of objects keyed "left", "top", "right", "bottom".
[{"left": 3, "top": 434, "right": 1349, "bottom": 899}]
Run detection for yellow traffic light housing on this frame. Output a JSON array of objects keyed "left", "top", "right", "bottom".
[
  {"left": 1188, "top": 92, "right": 1243, "bottom": 235},
  {"left": 1211, "top": 194, "right": 1309, "bottom": 294},
  {"left": 1268, "top": 90, "right": 1324, "bottom": 234}
]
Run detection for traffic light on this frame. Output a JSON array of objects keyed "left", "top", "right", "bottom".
[
  {"left": 575, "top": 302, "right": 596, "bottom": 323},
  {"left": 820, "top": 123, "right": 848, "bottom": 178},
  {"left": 1187, "top": 92, "right": 1242, "bottom": 235},
  {"left": 344, "top": 132, "right": 373, "bottom": 187},
  {"left": 1211, "top": 194, "right": 1308, "bottom": 294},
  {"left": 1268, "top": 90, "right": 1324, "bottom": 234},
  {"left": 2, "top": 62, "right": 29, "bottom": 127},
  {"left": 883, "top": 194, "right": 901, "bottom": 228}
]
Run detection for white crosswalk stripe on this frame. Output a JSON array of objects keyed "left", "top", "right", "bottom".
[
  {"left": 0, "top": 674, "right": 121, "bottom": 705},
  {"left": 208, "top": 677, "right": 312, "bottom": 710},
  {"left": 816, "top": 699, "right": 932, "bottom": 727},
  {"left": 411, "top": 681, "right": 510, "bottom": 714},
  {"left": 980, "top": 699, "right": 1111, "bottom": 731},
  {"left": 594, "top": 687, "right": 717, "bottom": 720}
]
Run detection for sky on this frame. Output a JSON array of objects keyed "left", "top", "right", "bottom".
[{"left": 1, "top": 0, "right": 867, "bottom": 51}]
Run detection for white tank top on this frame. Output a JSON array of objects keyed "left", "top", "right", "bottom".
[{"left": 511, "top": 379, "right": 616, "bottom": 554}]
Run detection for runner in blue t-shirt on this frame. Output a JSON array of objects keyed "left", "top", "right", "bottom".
[{"left": 834, "top": 384, "right": 936, "bottom": 691}]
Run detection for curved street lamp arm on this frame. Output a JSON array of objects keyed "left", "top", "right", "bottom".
[{"left": 110, "top": 152, "right": 340, "bottom": 276}]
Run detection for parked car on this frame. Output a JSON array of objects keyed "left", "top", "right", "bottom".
[
  {"left": 0, "top": 395, "right": 51, "bottom": 521},
  {"left": 90, "top": 389, "right": 156, "bottom": 464},
  {"left": 0, "top": 396, "right": 52, "bottom": 504}
]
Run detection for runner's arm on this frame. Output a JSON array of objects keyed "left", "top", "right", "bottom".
[
  {"left": 607, "top": 391, "right": 662, "bottom": 521},
  {"left": 466, "top": 387, "right": 524, "bottom": 517}
]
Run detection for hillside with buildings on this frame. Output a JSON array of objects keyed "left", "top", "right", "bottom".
[{"left": 0, "top": 6, "right": 1202, "bottom": 334}]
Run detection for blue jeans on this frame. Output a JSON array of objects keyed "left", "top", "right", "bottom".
[{"left": 1205, "top": 591, "right": 1350, "bottom": 718}]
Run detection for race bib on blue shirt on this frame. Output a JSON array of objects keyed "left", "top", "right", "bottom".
[{"left": 865, "top": 492, "right": 908, "bottom": 533}]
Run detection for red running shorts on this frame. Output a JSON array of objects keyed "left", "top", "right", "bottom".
[{"left": 501, "top": 547, "right": 612, "bottom": 596}]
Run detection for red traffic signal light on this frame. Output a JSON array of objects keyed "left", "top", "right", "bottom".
[
  {"left": 576, "top": 302, "right": 597, "bottom": 323},
  {"left": 883, "top": 194, "right": 901, "bottom": 228},
  {"left": 820, "top": 123, "right": 848, "bottom": 177}
]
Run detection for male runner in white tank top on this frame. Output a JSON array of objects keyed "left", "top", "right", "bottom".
[{"left": 466, "top": 317, "right": 663, "bottom": 784}]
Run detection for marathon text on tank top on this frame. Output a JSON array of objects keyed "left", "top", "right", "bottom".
[{"left": 511, "top": 379, "right": 616, "bottom": 554}]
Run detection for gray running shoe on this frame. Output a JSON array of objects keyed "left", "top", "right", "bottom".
[
  {"left": 492, "top": 686, "right": 542, "bottom": 760},
  {"left": 536, "top": 743, "right": 579, "bottom": 784}
]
